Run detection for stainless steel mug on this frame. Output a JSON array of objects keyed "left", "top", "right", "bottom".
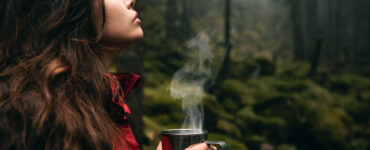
[{"left": 161, "top": 129, "right": 226, "bottom": 150}]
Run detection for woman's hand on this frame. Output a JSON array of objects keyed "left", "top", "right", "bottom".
[
  {"left": 156, "top": 141, "right": 217, "bottom": 150},
  {"left": 184, "top": 143, "right": 217, "bottom": 150},
  {"left": 155, "top": 141, "right": 162, "bottom": 150}
]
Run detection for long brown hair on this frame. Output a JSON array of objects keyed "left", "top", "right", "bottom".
[{"left": 0, "top": 0, "right": 125, "bottom": 149}]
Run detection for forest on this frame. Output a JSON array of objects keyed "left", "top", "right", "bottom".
[{"left": 113, "top": 0, "right": 370, "bottom": 149}]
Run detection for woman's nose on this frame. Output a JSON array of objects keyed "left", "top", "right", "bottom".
[{"left": 125, "top": 0, "right": 135, "bottom": 9}]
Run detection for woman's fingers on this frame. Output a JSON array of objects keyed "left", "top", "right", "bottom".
[
  {"left": 185, "top": 143, "right": 217, "bottom": 150},
  {"left": 155, "top": 141, "right": 162, "bottom": 150},
  {"left": 210, "top": 145, "right": 217, "bottom": 150},
  {"left": 185, "top": 143, "right": 208, "bottom": 150}
]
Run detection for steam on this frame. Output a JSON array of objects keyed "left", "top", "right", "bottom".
[{"left": 169, "top": 31, "right": 224, "bottom": 129}]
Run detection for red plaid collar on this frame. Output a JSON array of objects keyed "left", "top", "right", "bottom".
[{"left": 106, "top": 73, "right": 142, "bottom": 118}]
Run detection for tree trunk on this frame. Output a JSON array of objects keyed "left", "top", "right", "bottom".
[
  {"left": 289, "top": 0, "right": 305, "bottom": 61},
  {"left": 305, "top": 0, "right": 320, "bottom": 75},
  {"left": 309, "top": 31, "right": 323, "bottom": 76},
  {"left": 211, "top": 0, "right": 231, "bottom": 93},
  {"left": 218, "top": 0, "right": 231, "bottom": 81},
  {"left": 334, "top": 0, "right": 342, "bottom": 65},
  {"left": 181, "top": 0, "right": 192, "bottom": 41},
  {"left": 166, "top": 0, "right": 178, "bottom": 47}
]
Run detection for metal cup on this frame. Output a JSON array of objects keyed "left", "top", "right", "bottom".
[{"left": 161, "top": 129, "right": 226, "bottom": 150}]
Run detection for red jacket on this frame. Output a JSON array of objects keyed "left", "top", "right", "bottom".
[{"left": 106, "top": 73, "right": 142, "bottom": 150}]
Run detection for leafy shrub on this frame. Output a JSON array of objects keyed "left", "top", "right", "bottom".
[
  {"left": 255, "top": 57, "right": 275, "bottom": 76},
  {"left": 279, "top": 62, "right": 310, "bottom": 77},
  {"left": 277, "top": 144, "right": 297, "bottom": 150},
  {"left": 216, "top": 79, "right": 245, "bottom": 104}
]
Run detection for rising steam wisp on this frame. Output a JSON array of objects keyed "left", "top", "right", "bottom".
[{"left": 169, "top": 31, "right": 221, "bottom": 129}]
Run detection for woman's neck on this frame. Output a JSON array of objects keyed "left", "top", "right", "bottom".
[{"left": 99, "top": 46, "right": 122, "bottom": 73}]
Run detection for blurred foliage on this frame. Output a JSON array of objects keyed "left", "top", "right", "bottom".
[
  {"left": 142, "top": 57, "right": 370, "bottom": 150},
  {"left": 132, "top": 0, "right": 370, "bottom": 149}
]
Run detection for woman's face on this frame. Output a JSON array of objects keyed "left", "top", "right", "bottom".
[{"left": 93, "top": 0, "right": 143, "bottom": 48}]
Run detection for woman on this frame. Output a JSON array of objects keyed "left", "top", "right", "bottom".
[{"left": 0, "top": 0, "right": 213, "bottom": 149}]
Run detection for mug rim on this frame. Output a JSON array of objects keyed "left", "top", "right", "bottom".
[{"left": 161, "top": 129, "right": 207, "bottom": 136}]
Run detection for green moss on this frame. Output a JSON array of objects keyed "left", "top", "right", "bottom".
[
  {"left": 237, "top": 106, "right": 256, "bottom": 120},
  {"left": 144, "top": 72, "right": 171, "bottom": 87},
  {"left": 143, "top": 116, "right": 164, "bottom": 142},
  {"left": 255, "top": 57, "right": 275, "bottom": 76},
  {"left": 143, "top": 83, "right": 184, "bottom": 127},
  {"left": 142, "top": 52, "right": 370, "bottom": 150},
  {"left": 278, "top": 62, "right": 310, "bottom": 77},
  {"left": 204, "top": 99, "right": 234, "bottom": 121},
  {"left": 222, "top": 98, "right": 239, "bottom": 112},
  {"left": 350, "top": 138, "right": 370, "bottom": 150},
  {"left": 217, "top": 79, "right": 245, "bottom": 102},
  {"left": 313, "top": 108, "right": 351, "bottom": 142},
  {"left": 277, "top": 144, "right": 297, "bottom": 150},
  {"left": 217, "top": 120, "right": 242, "bottom": 138}
]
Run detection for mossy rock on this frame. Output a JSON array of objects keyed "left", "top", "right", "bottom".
[
  {"left": 143, "top": 86, "right": 181, "bottom": 115},
  {"left": 244, "top": 78, "right": 280, "bottom": 101},
  {"left": 253, "top": 94, "right": 290, "bottom": 113},
  {"left": 255, "top": 57, "right": 275, "bottom": 76},
  {"left": 325, "top": 74, "right": 370, "bottom": 94},
  {"left": 361, "top": 90, "right": 370, "bottom": 100},
  {"left": 328, "top": 76, "right": 352, "bottom": 94},
  {"left": 260, "top": 77, "right": 308, "bottom": 93},
  {"left": 349, "top": 138, "right": 370, "bottom": 150},
  {"left": 228, "top": 59, "right": 259, "bottom": 80},
  {"left": 277, "top": 144, "right": 297, "bottom": 150},
  {"left": 217, "top": 79, "right": 245, "bottom": 101},
  {"left": 237, "top": 106, "right": 286, "bottom": 128},
  {"left": 144, "top": 72, "right": 171, "bottom": 87},
  {"left": 313, "top": 108, "right": 351, "bottom": 142},
  {"left": 217, "top": 120, "right": 243, "bottom": 138},
  {"left": 222, "top": 98, "right": 239, "bottom": 112},
  {"left": 279, "top": 62, "right": 310, "bottom": 78},
  {"left": 143, "top": 116, "right": 164, "bottom": 142},
  {"left": 237, "top": 106, "right": 256, "bottom": 120},
  {"left": 143, "top": 83, "right": 185, "bottom": 125},
  {"left": 292, "top": 81, "right": 334, "bottom": 104},
  {"left": 227, "top": 57, "right": 275, "bottom": 80},
  {"left": 204, "top": 98, "right": 234, "bottom": 121}
]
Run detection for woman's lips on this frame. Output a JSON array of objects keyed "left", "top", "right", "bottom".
[
  {"left": 133, "top": 12, "right": 141, "bottom": 23},
  {"left": 134, "top": 18, "right": 141, "bottom": 23}
]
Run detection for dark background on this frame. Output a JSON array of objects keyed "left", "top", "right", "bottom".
[{"left": 113, "top": 0, "right": 370, "bottom": 149}]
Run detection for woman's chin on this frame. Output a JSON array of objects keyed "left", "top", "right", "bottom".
[
  {"left": 101, "top": 29, "right": 144, "bottom": 48},
  {"left": 135, "top": 28, "right": 144, "bottom": 40},
  {"left": 100, "top": 37, "right": 143, "bottom": 49}
]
